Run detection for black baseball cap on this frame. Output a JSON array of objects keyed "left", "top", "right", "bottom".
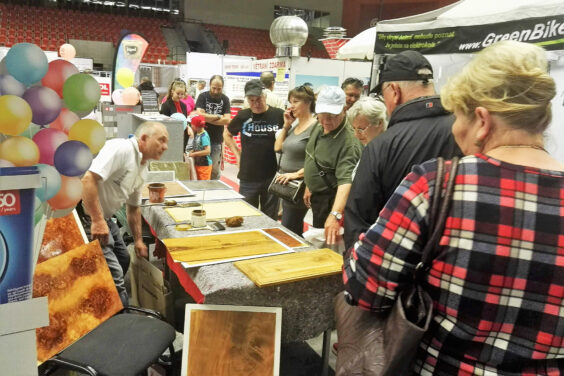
[
  {"left": 244, "top": 79, "right": 265, "bottom": 97},
  {"left": 373, "top": 51, "right": 433, "bottom": 94}
]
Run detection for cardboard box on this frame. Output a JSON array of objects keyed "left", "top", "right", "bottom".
[{"left": 131, "top": 256, "right": 174, "bottom": 322}]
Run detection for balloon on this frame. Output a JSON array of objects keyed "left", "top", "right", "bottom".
[
  {"left": 68, "top": 119, "right": 105, "bottom": 154},
  {"left": 59, "top": 43, "right": 76, "bottom": 61},
  {"left": 0, "top": 159, "right": 15, "bottom": 167},
  {"left": 0, "top": 136, "right": 40, "bottom": 166},
  {"left": 62, "top": 73, "right": 101, "bottom": 113},
  {"left": 49, "top": 107, "right": 80, "bottom": 134},
  {"left": 47, "top": 175, "right": 82, "bottom": 210},
  {"left": 21, "top": 123, "right": 42, "bottom": 139},
  {"left": 0, "top": 58, "right": 8, "bottom": 75},
  {"left": 0, "top": 95, "right": 33, "bottom": 136},
  {"left": 22, "top": 86, "right": 62, "bottom": 126},
  {"left": 4, "top": 43, "right": 49, "bottom": 85},
  {"left": 0, "top": 74, "right": 26, "bottom": 96},
  {"left": 41, "top": 59, "right": 79, "bottom": 98},
  {"left": 35, "top": 163, "right": 62, "bottom": 201},
  {"left": 170, "top": 112, "right": 188, "bottom": 131},
  {"left": 54, "top": 140, "right": 92, "bottom": 177},
  {"left": 116, "top": 67, "right": 134, "bottom": 88},
  {"left": 121, "top": 86, "right": 140, "bottom": 105},
  {"left": 32, "top": 128, "right": 68, "bottom": 165},
  {"left": 111, "top": 89, "right": 124, "bottom": 105}
]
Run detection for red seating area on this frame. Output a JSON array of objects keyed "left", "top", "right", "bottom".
[
  {"left": 205, "top": 24, "right": 329, "bottom": 60},
  {"left": 0, "top": 4, "right": 175, "bottom": 64}
]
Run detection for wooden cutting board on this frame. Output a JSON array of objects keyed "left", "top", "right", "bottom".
[
  {"left": 234, "top": 248, "right": 343, "bottom": 287},
  {"left": 162, "top": 230, "right": 292, "bottom": 267},
  {"left": 165, "top": 201, "right": 262, "bottom": 222},
  {"left": 141, "top": 180, "right": 194, "bottom": 199}
]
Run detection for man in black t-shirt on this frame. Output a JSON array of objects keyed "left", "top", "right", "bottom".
[
  {"left": 224, "top": 79, "right": 284, "bottom": 220},
  {"left": 196, "top": 75, "right": 231, "bottom": 179}
]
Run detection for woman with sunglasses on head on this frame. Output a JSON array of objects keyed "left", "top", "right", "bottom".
[{"left": 273, "top": 85, "right": 317, "bottom": 236}]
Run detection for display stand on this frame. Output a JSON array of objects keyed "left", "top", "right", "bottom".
[{"left": 0, "top": 297, "right": 49, "bottom": 376}]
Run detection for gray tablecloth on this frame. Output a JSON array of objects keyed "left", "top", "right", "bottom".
[{"left": 141, "top": 181, "right": 342, "bottom": 343}]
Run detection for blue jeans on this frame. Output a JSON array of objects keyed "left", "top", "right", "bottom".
[
  {"left": 210, "top": 143, "right": 222, "bottom": 180},
  {"left": 239, "top": 179, "right": 279, "bottom": 220}
]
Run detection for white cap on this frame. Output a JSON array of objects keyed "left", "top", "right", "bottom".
[{"left": 315, "top": 86, "right": 346, "bottom": 115}]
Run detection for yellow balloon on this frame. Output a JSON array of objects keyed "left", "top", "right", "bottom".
[
  {"left": 68, "top": 119, "right": 106, "bottom": 154},
  {"left": 116, "top": 67, "right": 134, "bottom": 88},
  {"left": 0, "top": 136, "right": 40, "bottom": 166},
  {"left": 0, "top": 95, "right": 32, "bottom": 136}
]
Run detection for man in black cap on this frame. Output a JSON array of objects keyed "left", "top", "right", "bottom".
[
  {"left": 224, "top": 79, "right": 284, "bottom": 220},
  {"left": 343, "top": 50, "right": 461, "bottom": 250}
]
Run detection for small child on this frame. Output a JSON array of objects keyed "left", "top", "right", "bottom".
[{"left": 185, "top": 115, "right": 212, "bottom": 180}]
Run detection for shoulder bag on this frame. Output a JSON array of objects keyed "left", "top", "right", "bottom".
[
  {"left": 335, "top": 157, "right": 460, "bottom": 376},
  {"left": 268, "top": 141, "right": 306, "bottom": 204}
]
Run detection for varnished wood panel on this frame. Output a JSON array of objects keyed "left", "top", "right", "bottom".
[
  {"left": 262, "top": 227, "right": 307, "bottom": 248},
  {"left": 38, "top": 211, "right": 87, "bottom": 263},
  {"left": 182, "top": 305, "right": 281, "bottom": 376},
  {"left": 165, "top": 201, "right": 262, "bottom": 222},
  {"left": 141, "top": 180, "right": 194, "bottom": 199},
  {"left": 234, "top": 248, "right": 343, "bottom": 287}
]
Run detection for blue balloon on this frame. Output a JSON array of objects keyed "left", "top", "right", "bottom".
[
  {"left": 53, "top": 140, "right": 92, "bottom": 177},
  {"left": 170, "top": 112, "right": 188, "bottom": 131},
  {"left": 5, "top": 43, "right": 48, "bottom": 86},
  {"left": 0, "top": 74, "right": 26, "bottom": 96},
  {"left": 35, "top": 163, "right": 62, "bottom": 202}
]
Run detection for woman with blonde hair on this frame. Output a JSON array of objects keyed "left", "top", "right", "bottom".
[{"left": 342, "top": 40, "right": 563, "bottom": 374}]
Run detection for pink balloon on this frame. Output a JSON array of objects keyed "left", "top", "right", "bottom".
[
  {"left": 32, "top": 128, "right": 68, "bottom": 165},
  {"left": 59, "top": 44, "right": 76, "bottom": 61},
  {"left": 121, "top": 87, "right": 140, "bottom": 106},
  {"left": 112, "top": 89, "right": 124, "bottom": 105},
  {"left": 50, "top": 107, "right": 80, "bottom": 134},
  {"left": 47, "top": 175, "right": 82, "bottom": 210}
]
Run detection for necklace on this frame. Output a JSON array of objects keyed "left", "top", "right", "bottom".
[{"left": 492, "top": 144, "right": 547, "bottom": 153}]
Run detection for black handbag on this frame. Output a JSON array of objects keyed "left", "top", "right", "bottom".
[
  {"left": 335, "top": 157, "right": 459, "bottom": 376},
  {"left": 267, "top": 172, "right": 306, "bottom": 204}
]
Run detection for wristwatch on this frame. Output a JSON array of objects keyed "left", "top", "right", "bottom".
[{"left": 330, "top": 211, "right": 343, "bottom": 221}]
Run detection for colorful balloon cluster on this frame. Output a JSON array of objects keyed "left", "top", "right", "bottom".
[
  {"left": 0, "top": 43, "right": 103, "bottom": 212},
  {"left": 112, "top": 66, "right": 140, "bottom": 106}
]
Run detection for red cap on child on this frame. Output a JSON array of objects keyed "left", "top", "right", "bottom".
[{"left": 191, "top": 115, "right": 206, "bottom": 128}]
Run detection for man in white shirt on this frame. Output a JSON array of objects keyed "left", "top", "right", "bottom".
[
  {"left": 80, "top": 122, "right": 168, "bottom": 305},
  {"left": 243, "top": 71, "right": 285, "bottom": 110}
]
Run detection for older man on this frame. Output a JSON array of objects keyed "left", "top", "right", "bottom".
[
  {"left": 303, "top": 86, "right": 362, "bottom": 245},
  {"left": 341, "top": 77, "right": 363, "bottom": 112},
  {"left": 224, "top": 79, "right": 284, "bottom": 220},
  {"left": 243, "top": 71, "right": 285, "bottom": 110},
  {"left": 80, "top": 122, "right": 168, "bottom": 305},
  {"left": 344, "top": 50, "right": 461, "bottom": 250}
]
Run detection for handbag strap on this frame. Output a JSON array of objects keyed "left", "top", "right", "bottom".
[
  {"left": 311, "top": 129, "right": 337, "bottom": 192},
  {"left": 414, "top": 157, "right": 459, "bottom": 282}
]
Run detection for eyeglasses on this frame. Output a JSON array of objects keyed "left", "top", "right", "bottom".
[
  {"left": 353, "top": 124, "right": 375, "bottom": 135},
  {"left": 381, "top": 83, "right": 393, "bottom": 95}
]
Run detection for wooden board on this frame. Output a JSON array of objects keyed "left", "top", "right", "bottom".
[
  {"left": 165, "top": 201, "right": 262, "bottom": 222},
  {"left": 182, "top": 304, "right": 281, "bottom": 376},
  {"left": 33, "top": 241, "right": 123, "bottom": 362},
  {"left": 262, "top": 227, "right": 308, "bottom": 248},
  {"left": 38, "top": 210, "right": 87, "bottom": 263},
  {"left": 141, "top": 180, "right": 194, "bottom": 199},
  {"left": 162, "top": 230, "right": 293, "bottom": 267},
  {"left": 234, "top": 248, "right": 343, "bottom": 287}
]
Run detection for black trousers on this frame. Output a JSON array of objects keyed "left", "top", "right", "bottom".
[{"left": 310, "top": 190, "right": 336, "bottom": 228}]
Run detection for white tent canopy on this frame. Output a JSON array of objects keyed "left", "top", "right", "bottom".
[{"left": 336, "top": 27, "right": 376, "bottom": 60}]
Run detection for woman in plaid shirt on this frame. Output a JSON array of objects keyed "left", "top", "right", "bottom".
[{"left": 343, "top": 41, "right": 564, "bottom": 375}]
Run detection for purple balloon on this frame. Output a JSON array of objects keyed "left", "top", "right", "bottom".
[
  {"left": 0, "top": 74, "right": 26, "bottom": 96},
  {"left": 22, "top": 86, "right": 62, "bottom": 126},
  {"left": 54, "top": 140, "right": 92, "bottom": 177},
  {"left": 33, "top": 128, "right": 68, "bottom": 165}
]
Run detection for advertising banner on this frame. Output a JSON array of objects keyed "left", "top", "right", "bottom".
[{"left": 112, "top": 33, "right": 149, "bottom": 92}]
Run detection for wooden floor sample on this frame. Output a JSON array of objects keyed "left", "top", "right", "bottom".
[
  {"left": 234, "top": 248, "right": 343, "bottom": 287},
  {"left": 141, "top": 180, "right": 193, "bottom": 199},
  {"left": 183, "top": 305, "right": 281, "bottom": 376},
  {"left": 163, "top": 230, "right": 290, "bottom": 266},
  {"left": 263, "top": 227, "right": 307, "bottom": 248},
  {"left": 165, "top": 201, "right": 262, "bottom": 222},
  {"left": 38, "top": 211, "right": 86, "bottom": 263}
]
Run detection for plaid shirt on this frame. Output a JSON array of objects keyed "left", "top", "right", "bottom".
[{"left": 343, "top": 155, "right": 564, "bottom": 375}]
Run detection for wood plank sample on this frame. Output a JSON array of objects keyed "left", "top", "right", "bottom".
[
  {"left": 165, "top": 201, "right": 262, "bottom": 222},
  {"left": 262, "top": 227, "right": 307, "bottom": 248},
  {"left": 234, "top": 248, "right": 343, "bottom": 287},
  {"left": 182, "top": 304, "right": 281, "bottom": 376},
  {"left": 38, "top": 211, "right": 87, "bottom": 263},
  {"left": 141, "top": 180, "right": 194, "bottom": 199},
  {"left": 162, "top": 230, "right": 292, "bottom": 267}
]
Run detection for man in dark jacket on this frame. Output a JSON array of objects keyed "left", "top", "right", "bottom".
[{"left": 344, "top": 50, "right": 461, "bottom": 250}]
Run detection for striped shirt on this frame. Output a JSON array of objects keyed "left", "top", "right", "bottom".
[{"left": 343, "top": 154, "right": 564, "bottom": 375}]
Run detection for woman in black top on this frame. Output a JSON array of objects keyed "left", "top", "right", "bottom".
[{"left": 160, "top": 80, "right": 192, "bottom": 149}]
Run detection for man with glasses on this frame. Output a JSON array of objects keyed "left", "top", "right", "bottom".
[{"left": 343, "top": 50, "right": 461, "bottom": 250}]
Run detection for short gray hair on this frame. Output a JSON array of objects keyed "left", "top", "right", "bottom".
[
  {"left": 347, "top": 97, "right": 388, "bottom": 130},
  {"left": 135, "top": 121, "right": 166, "bottom": 138}
]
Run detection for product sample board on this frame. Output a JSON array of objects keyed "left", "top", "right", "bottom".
[
  {"left": 162, "top": 229, "right": 293, "bottom": 268},
  {"left": 234, "top": 248, "right": 343, "bottom": 287},
  {"left": 165, "top": 201, "right": 262, "bottom": 222},
  {"left": 182, "top": 304, "right": 281, "bottom": 376},
  {"left": 141, "top": 180, "right": 194, "bottom": 200}
]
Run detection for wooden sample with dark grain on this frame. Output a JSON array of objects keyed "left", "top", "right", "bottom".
[
  {"left": 38, "top": 211, "right": 86, "bottom": 263},
  {"left": 165, "top": 200, "right": 262, "bottom": 222},
  {"left": 162, "top": 230, "right": 292, "bottom": 267},
  {"left": 182, "top": 305, "right": 281, "bottom": 376},
  {"left": 141, "top": 180, "right": 193, "bottom": 199},
  {"left": 262, "top": 227, "right": 307, "bottom": 248},
  {"left": 234, "top": 248, "right": 343, "bottom": 287}
]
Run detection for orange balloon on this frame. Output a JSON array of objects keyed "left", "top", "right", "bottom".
[
  {"left": 0, "top": 95, "right": 33, "bottom": 136},
  {"left": 68, "top": 119, "right": 106, "bottom": 154},
  {"left": 0, "top": 136, "right": 40, "bottom": 166},
  {"left": 47, "top": 175, "right": 82, "bottom": 210}
]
